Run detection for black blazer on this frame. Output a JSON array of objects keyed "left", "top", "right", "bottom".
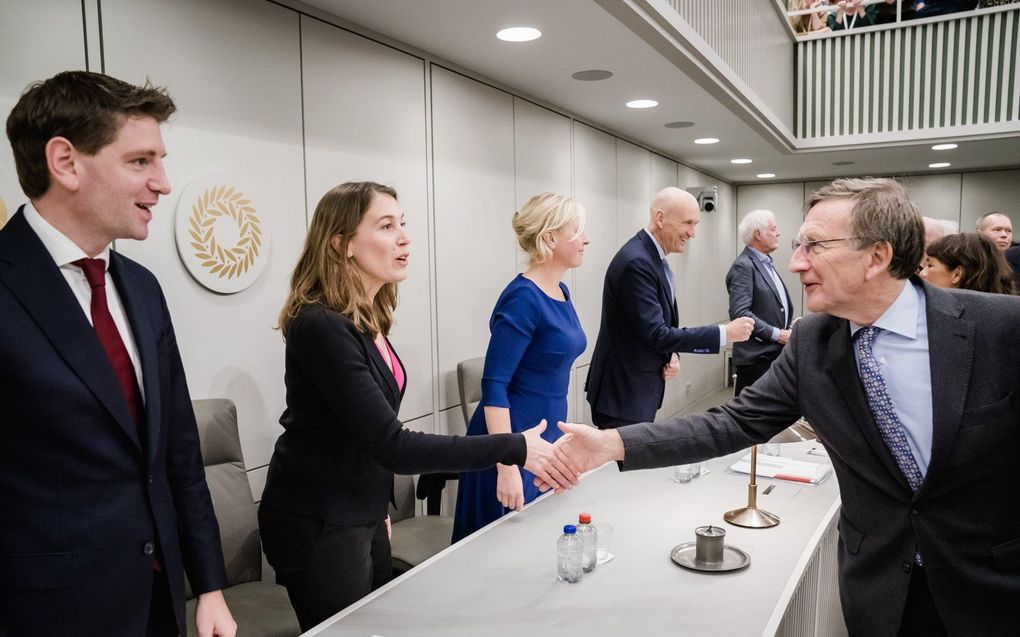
[
  {"left": 259, "top": 303, "right": 526, "bottom": 526},
  {"left": 0, "top": 209, "right": 226, "bottom": 636},
  {"left": 619, "top": 280, "right": 1020, "bottom": 636},
  {"left": 586, "top": 231, "right": 719, "bottom": 422},
  {"left": 725, "top": 246, "right": 794, "bottom": 366}
]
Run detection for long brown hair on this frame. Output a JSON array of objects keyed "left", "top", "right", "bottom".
[
  {"left": 278, "top": 182, "right": 399, "bottom": 337},
  {"left": 925, "top": 232, "right": 1016, "bottom": 295}
]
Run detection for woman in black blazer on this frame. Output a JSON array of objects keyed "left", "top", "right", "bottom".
[{"left": 258, "top": 181, "right": 578, "bottom": 631}]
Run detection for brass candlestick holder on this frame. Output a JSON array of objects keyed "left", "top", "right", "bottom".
[{"left": 725, "top": 376, "right": 816, "bottom": 528}]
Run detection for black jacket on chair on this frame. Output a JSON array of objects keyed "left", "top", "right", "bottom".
[{"left": 0, "top": 209, "right": 227, "bottom": 636}]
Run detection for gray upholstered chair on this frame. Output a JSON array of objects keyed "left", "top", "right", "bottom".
[
  {"left": 185, "top": 399, "right": 299, "bottom": 637},
  {"left": 388, "top": 356, "right": 486, "bottom": 574},
  {"left": 457, "top": 356, "right": 485, "bottom": 427}
]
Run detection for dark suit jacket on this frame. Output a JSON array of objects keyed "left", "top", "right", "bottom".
[
  {"left": 259, "top": 303, "right": 526, "bottom": 528},
  {"left": 725, "top": 246, "right": 793, "bottom": 366},
  {"left": 618, "top": 280, "right": 1020, "bottom": 636},
  {"left": 586, "top": 231, "right": 719, "bottom": 423},
  {"left": 1005, "top": 244, "right": 1020, "bottom": 292},
  {"left": 0, "top": 209, "right": 226, "bottom": 636}
]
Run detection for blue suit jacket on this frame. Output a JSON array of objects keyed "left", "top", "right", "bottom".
[
  {"left": 0, "top": 209, "right": 226, "bottom": 636},
  {"left": 725, "top": 246, "right": 794, "bottom": 366},
  {"left": 585, "top": 231, "right": 719, "bottom": 423}
]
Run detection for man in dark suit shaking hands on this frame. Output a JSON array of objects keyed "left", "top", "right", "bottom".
[
  {"left": 726, "top": 209, "right": 794, "bottom": 394},
  {"left": 559, "top": 178, "right": 1020, "bottom": 636},
  {"left": 585, "top": 187, "right": 753, "bottom": 429},
  {"left": 1, "top": 72, "right": 236, "bottom": 636}
]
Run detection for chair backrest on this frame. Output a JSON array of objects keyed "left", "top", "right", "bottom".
[
  {"left": 388, "top": 473, "right": 418, "bottom": 523},
  {"left": 190, "top": 399, "right": 261, "bottom": 594},
  {"left": 456, "top": 356, "right": 485, "bottom": 431}
]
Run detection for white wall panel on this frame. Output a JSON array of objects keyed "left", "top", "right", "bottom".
[
  {"left": 900, "top": 174, "right": 963, "bottom": 226},
  {"left": 615, "top": 140, "right": 651, "bottom": 245},
  {"left": 0, "top": 0, "right": 85, "bottom": 229},
  {"left": 431, "top": 66, "right": 516, "bottom": 409},
  {"left": 572, "top": 123, "right": 617, "bottom": 368},
  {"left": 301, "top": 16, "right": 433, "bottom": 422},
  {"left": 101, "top": 0, "right": 304, "bottom": 480},
  {"left": 960, "top": 169, "right": 1020, "bottom": 231}
]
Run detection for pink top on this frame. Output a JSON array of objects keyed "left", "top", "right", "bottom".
[{"left": 375, "top": 337, "right": 405, "bottom": 392}]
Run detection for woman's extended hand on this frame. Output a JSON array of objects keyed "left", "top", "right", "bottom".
[
  {"left": 521, "top": 420, "right": 581, "bottom": 493},
  {"left": 496, "top": 464, "right": 525, "bottom": 511}
]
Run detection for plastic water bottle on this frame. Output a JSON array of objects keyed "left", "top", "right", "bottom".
[
  {"left": 557, "top": 524, "right": 583, "bottom": 583},
  {"left": 576, "top": 513, "right": 598, "bottom": 572}
]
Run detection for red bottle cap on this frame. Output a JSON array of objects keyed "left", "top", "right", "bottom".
[{"left": 578, "top": 513, "right": 591, "bottom": 524}]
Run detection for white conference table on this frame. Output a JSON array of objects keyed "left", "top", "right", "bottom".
[{"left": 307, "top": 442, "right": 846, "bottom": 637}]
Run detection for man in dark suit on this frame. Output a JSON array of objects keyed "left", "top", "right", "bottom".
[
  {"left": 585, "top": 187, "right": 753, "bottom": 429},
  {"left": 726, "top": 209, "right": 794, "bottom": 394},
  {"left": 559, "top": 178, "right": 1020, "bottom": 636},
  {"left": 1, "top": 72, "right": 235, "bottom": 636}
]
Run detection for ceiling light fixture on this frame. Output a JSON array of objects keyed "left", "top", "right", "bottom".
[
  {"left": 694, "top": 137, "right": 719, "bottom": 144},
  {"left": 496, "top": 27, "right": 541, "bottom": 42},
  {"left": 731, "top": 158, "right": 752, "bottom": 164},
  {"left": 928, "top": 162, "right": 951, "bottom": 168},
  {"left": 756, "top": 173, "right": 776, "bottom": 179},
  {"left": 572, "top": 70, "right": 613, "bottom": 81},
  {"left": 832, "top": 161, "right": 855, "bottom": 166},
  {"left": 931, "top": 143, "right": 958, "bottom": 150},
  {"left": 665, "top": 121, "right": 694, "bottom": 128},
  {"left": 626, "top": 99, "right": 658, "bottom": 109}
]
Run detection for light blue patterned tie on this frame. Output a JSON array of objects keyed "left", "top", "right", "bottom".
[
  {"left": 854, "top": 326, "right": 924, "bottom": 564},
  {"left": 662, "top": 258, "right": 676, "bottom": 301}
]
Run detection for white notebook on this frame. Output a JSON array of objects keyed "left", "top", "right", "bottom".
[{"left": 729, "top": 453, "right": 832, "bottom": 485}]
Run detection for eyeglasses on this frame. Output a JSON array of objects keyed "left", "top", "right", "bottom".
[{"left": 790, "top": 237, "right": 858, "bottom": 256}]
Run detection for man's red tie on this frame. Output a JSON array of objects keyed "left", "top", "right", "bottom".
[{"left": 73, "top": 258, "right": 144, "bottom": 427}]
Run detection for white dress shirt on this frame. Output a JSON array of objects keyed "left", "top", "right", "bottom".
[{"left": 22, "top": 202, "right": 145, "bottom": 398}]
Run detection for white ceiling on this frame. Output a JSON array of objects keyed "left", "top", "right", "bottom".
[{"left": 299, "top": 0, "right": 1020, "bottom": 184}]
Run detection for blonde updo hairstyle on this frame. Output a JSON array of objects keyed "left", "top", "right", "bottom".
[{"left": 511, "top": 193, "right": 586, "bottom": 266}]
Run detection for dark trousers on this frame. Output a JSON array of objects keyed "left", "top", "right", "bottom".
[
  {"left": 147, "top": 570, "right": 178, "bottom": 637},
  {"left": 897, "top": 566, "right": 948, "bottom": 637},
  {"left": 592, "top": 409, "right": 639, "bottom": 430},
  {"left": 734, "top": 359, "right": 775, "bottom": 395},
  {"left": 259, "top": 508, "right": 391, "bottom": 632}
]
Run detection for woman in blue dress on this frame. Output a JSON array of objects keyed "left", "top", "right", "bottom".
[{"left": 452, "top": 193, "right": 588, "bottom": 541}]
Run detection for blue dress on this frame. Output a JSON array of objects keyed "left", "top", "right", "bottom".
[{"left": 451, "top": 274, "right": 586, "bottom": 542}]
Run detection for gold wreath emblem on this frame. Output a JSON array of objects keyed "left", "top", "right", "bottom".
[{"left": 188, "top": 185, "right": 261, "bottom": 279}]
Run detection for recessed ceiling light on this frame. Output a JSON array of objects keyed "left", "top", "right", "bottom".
[
  {"left": 832, "top": 161, "right": 855, "bottom": 166},
  {"left": 929, "top": 162, "right": 951, "bottom": 168},
  {"left": 731, "top": 158, "right": 752, "bottom": 164},
  {"left": 694, "top": 137, "right": 719, "bottom": 144},
  {"left": 665, "top": 121, "right": 694, "bottom": 128},
  {"left": 572, "top": 69, "right": 613, "bottom": 81},
  {"left": 931, "top": 143, "right": 958, "bottom": 150},
  {"left": 626, "top": 99, "right": 658, "bottom": 109},
  {"left": 756, "top": 173, "right": 776, "bottom": 179},
  {"left": 496, "top": 27, "right": 541, "bottom": 42}
]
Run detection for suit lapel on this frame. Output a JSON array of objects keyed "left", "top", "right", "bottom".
[
  {"left": 748, "top": 248, "right": 787, "bottom": 313},
  {"left": 920, "top": 284, "right": 971, "bottom": 495},
  {"left": 0, "top": 211, "right": 142, "bottom": 449},
  {"left": 636, "top": 231, "right": 678, "bottom": 327},
  {"left": 110, "top": 253, "right": 161, "bottom": 462},
  {"left": 825, "top": 320, "right": 911, "bottom": 491},
  {"left": 364, "top": 331, "right": 399, "bottom": 406}
]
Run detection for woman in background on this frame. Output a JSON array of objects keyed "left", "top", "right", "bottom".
[
  {"left": 452, "top": 193, "right": 588, "bottom": 542},
  {"left": 921, "top": 232, "right": 1015, "bottom": 294},
  {"left": 258, "top": 182, "right": 578, "bottom": 631}
]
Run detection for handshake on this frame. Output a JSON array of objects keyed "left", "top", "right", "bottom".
[{"left": 519, "top": 420, "right": 626, "bottom": 494}]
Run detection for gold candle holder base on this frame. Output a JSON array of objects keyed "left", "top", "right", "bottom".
[{"left": 723, "top": 444, "right": 780, "bottom": 529}]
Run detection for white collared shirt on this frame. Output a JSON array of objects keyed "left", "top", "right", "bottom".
[
  {"left": 22, "top": 202, "right": 145, "bottom": 398},
  {"left": 849, "top": 281, "right": 932, "bottom": 475}
]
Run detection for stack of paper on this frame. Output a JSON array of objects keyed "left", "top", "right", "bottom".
[{"left": 729, "top": 453, "right": 832, "bottom": 485}]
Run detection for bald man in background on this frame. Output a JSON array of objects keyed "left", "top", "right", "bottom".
[
  {"left": 585, "top": 187, "right": 753, "bottom": 429},
  {"left": 975, "top": 212, "right": 1013, "bottom": 251}
]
